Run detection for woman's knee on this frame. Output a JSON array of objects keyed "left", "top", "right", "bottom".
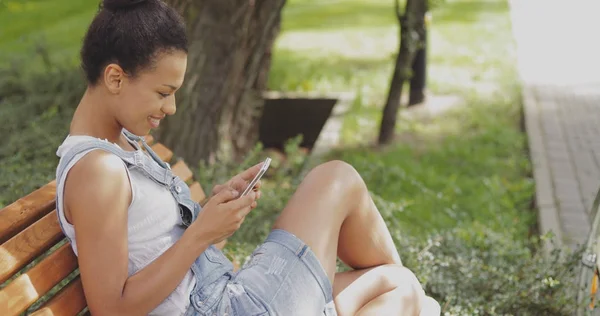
[
  {"left": 378, "top": 264, "right": 424, "bottom": 305},
  {"left": 307, "top": 160, "right": 363, "bottom": 192}
]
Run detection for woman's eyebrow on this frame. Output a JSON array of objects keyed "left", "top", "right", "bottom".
[{"left": 162, "top": 84, "right": 177, "bottom": 90}]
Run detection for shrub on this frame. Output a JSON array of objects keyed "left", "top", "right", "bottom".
[
  {"left": 0, "top": 62, "right": 85, "bottom": 207},
  {"left": 398, "top": 228, "right": 582, "bottom": 315}
]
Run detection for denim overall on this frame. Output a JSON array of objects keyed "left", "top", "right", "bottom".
[{"left": 56, "top": 130, "right": 235, "bottom": 315}]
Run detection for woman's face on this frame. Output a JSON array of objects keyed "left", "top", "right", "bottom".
[{"left": 108, "top": 50, "right": 188, "bottom": 136}]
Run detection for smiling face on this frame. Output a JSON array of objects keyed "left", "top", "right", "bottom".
[{"left": 104, "top": 49, "right": 188, "bottom": 136}]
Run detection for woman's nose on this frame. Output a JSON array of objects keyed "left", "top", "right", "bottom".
[{"left": 162, "top": 96, "right": 176, "bottom": 116}]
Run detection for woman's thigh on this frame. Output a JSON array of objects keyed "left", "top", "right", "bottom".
[{"left": 271, "top": 160, "right": 362, "bottom": 282}]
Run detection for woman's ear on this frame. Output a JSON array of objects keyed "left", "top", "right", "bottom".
[{"left": 104, "top": 63, "right": 125, "bottom": 94}]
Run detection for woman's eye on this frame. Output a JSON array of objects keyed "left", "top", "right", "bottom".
[{"left": 158, "top": 92, "right": 170, "bottom": 98}]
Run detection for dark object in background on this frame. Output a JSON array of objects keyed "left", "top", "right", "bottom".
[{"left": 258, "top": 97, "right": 337, "bottom": 151}]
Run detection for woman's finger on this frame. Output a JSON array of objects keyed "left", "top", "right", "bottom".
[
  {"left": 231, "top": 177, "right": 247, "bottom": 192},
  {"left": 238, "top": 163, "right": 263, "bottom": 181}
]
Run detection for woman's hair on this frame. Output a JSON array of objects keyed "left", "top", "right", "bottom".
[{"left": 80, "top": 0, "right": 188, "bottom": 85}]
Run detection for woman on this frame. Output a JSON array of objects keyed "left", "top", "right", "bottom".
[{"left": 55, "top": 0, "right": 440, "bottom": 315}]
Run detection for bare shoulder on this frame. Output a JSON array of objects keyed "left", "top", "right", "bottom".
[{"left": 64, "top": 149, "right": 132, "bottom": 224}]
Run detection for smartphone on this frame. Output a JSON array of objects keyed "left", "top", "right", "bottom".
[{"left": 240, "top": 157, "right": 271, "bottom": 197}]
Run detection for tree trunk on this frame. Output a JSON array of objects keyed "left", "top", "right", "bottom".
[
  {"left": 378, "top": 0, "right": 428, "bottom": 145},
  {"left": 408, "top": 12, "right": 427, "bottom": 106},
  {"left": 159, "top": 0, "right": 286, "bottom": 165}
]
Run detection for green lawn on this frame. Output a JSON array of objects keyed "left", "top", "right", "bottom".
[
  {"left": 0, "top": 0, "right": 98, "bottom": 68},
  {"left": 270, "top": 0, "right": 534, "bottom": 240}
]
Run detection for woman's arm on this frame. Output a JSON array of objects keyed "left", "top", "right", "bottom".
[{"left": 65, "top": 151, "right": 208, "bottom": 316}]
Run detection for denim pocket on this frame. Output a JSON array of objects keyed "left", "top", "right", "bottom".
[
  {"left": 169, "top": 176, "right": 200, "bottom": 227},
  {"left": 178, "top": 200, "right": 198, "bottom": 227},
  {"left": 227, "top": 283, "right": 269, "bottom": 316}
]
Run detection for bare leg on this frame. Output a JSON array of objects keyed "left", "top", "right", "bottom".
[
  {"left": 333, "top": 264, "right": 424, "bottom": 316},
  {"left": 356, "top": 291, "right": 441, "bottom": 316},
  {"left": 272, "top": 160, "right": 401, "bottom": 283},
  {"left": 356, "top": 288, "right": 417, "bottom": 316}
]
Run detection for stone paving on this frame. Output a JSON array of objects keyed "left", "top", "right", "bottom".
[{"left": 510, "top": 0, "right": 600, "bottom": 248}]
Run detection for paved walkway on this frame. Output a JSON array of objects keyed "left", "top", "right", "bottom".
[{"left": 510, "top": 0, "right": 600, "bottom": 248}]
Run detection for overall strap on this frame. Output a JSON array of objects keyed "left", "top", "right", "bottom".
[
  {"left": 122, "top": 129, "right": 172, "bottom": 171},
  {"left": 57, "top": 137, "right": 174, "bottom": 187}
]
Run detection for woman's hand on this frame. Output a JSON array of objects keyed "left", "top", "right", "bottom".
[
  {"left": 210, "top": 162, "right": 264, "bottom": 207},
  {"left": 191, "top": 187, "right": 257, "bottom": 245}
]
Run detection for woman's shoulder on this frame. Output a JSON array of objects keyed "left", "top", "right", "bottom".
[
  {"left": 62, "top": 147, "right": 133, "bottom": 227},
  {"left": 58, "top": 135, "right": 133, "bottom": 213}
]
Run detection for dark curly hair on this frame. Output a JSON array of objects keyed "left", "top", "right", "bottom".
[{"left": 80, "top": 0, "right": 188, "bottom": 85}]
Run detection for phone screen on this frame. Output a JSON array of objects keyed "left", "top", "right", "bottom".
[{"left": 240, "top": 157, "right": 271, "bottom": 197}]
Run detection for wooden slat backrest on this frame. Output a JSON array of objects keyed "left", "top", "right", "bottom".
[
  {"left": 0, "top": 243, "right": 78, "bottom": 315},
  {"left": 29, "top": 277, "right": 86, "bottom": 316},
  {"left": 189, "top": 182, "right": 207, "bottom": 203},
  {"left": 0, "top": 139, "right": 209, "bottom": 316},
  {"left": 0, "top": 182, "right": 57, "bottom": 245},
  {"left": 150, "top": 143, "right": 173, "bottom": 162},
  {"left": 172, "top": 160, "right": 194, "bottom": 183},
  {"left": 0, "top": 210, "right": 64, "bottom": 284}
]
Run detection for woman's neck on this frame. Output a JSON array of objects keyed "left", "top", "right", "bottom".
[{"left": 70, "top": 86, "right": 123, "bottom": 144}]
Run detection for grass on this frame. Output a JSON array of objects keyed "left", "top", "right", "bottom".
[
  {"left": 0, "top": 0, "right": 98, "bottom": 69},
  {"left": 269, "top": 0, "right": 534, "bottom": 240}
]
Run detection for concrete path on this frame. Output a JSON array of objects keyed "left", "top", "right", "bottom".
[{"left": 510, "top": 0, "right": 600, "bottom": 248}]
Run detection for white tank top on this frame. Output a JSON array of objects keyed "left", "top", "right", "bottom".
[{"left": 55, "top": 135, "right": 195, "bottom": 316}]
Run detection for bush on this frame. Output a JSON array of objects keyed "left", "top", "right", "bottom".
[
  {"left": 0, "top": 62, "right": 85, "bottom": 207},
  {"left": 398, "top": 228, "right": 582, "bottom": 315}
]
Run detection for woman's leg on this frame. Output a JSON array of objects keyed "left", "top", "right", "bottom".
[
  {"left": 332, "top": 264, "right": 424, "bottom": 316},
  {"left": 272, "top": 160, "right": 401, "bottom": 284}
]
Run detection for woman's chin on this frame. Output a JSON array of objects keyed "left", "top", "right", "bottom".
[{"left": 125, "top": 126, "right": 150, "bottom": 136}]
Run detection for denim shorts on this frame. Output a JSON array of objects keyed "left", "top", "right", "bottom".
[{"left": 185, "top": 229, "right": 337, "bottom": 316}]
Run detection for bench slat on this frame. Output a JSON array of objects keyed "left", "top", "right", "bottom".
[
  {"left": 172, "top": 160, "right": 193, "bottom": 183},
  {"left": 0, "top": 243, "right": 77, "bottom": 316},
  {"left": 29, "top": 276, "right": 86, "bottom": 316},
  {"left": 150, "top": 143, "right": 173, "bottom": 162},
  {"left": 143, "top": 134, "right": 154, "bottom": 145},
  {"left": 189, "top": 182, "right": 206, "bottom": 203},
  {"left": 0, "top": 210, "right": 63, "bottom": 284},
  {"left": 0, "top": 181, "right": 57, "bottom": 245}
]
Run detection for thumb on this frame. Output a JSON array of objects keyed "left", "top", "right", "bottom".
[{"left": 211, "top": 187, "right": 239, "bottom": 204}]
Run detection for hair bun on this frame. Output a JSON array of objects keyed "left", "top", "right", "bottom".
[{"left": 103, "top": 0, "right": 148, "bottom": 11}]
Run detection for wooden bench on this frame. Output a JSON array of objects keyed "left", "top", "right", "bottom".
[{"left": 0, "top": 136, "right": 218, "bottom": 316}]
